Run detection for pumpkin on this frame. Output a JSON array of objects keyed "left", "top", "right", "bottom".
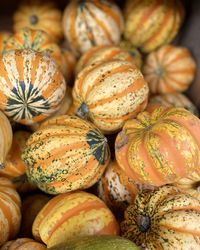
[
  {"left": 22, "top": 115, "right": 110, "bottom": 194},
  {"left": 75, "top": 45, "right": 136, "bottom": 75},
  {"left": 115, "top": 107, "right": 200, "bottom": 186},
  {"left": 48, "top": 236, "right": 139, "bottom": 250},
  {"left": 0, "top": 49, "right": 66, "bottom": 125},
  {"left": 32, "top": 191, "right": 119, "bottom": 248},
  {"left": 0, "top": 238, "right": 46, "bottom": 250},
  {"left": 61, "top": 48, "right": 76, "bottom": 83},
  {"left": 62, "top": 0, "right": 124, "bottom": 57},
  {"left": 0, "top": 111, "right": 12, "bottom": 168},
  {"left": 121, "top": 185, "right": 200, "bottom": 249},
  {"left": 0, "top": 32, "right": 11, "bottom": 53},
  {"left": 73, "top": 60, "right": 149, "bottom": 133},
  {"left": 13, "top": 1, "right": 62, "bottom": 42},
  {"left": 124, "top": 0, "right": 185, "bottom": 53},
  {"left": 20, "top": 194, "right": 50, "bottom": 238},
  {"left": 119, "top": 40, "right": 142, "bottom": 69},
  {"left": 4, "top": 28, "right": 62, "bottom": 69},
  {"left": 146, "top": 93, "right": 199, "bottom": 116},
  {"left": 143, "top": 45, "right": 196, "bottom": 94},
  {"left": 0, "top": 177, "right": 21, "bottom": 246}
]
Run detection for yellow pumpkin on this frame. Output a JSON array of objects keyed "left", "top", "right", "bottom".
[
  {"left": 0, "top": 238, "right": 46, "bottom": 250},
  {"left": 0, "top": 32, "right": 12, "bottom": 53}
]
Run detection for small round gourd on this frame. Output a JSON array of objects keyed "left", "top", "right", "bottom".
[
  {"left": 62, "top": 0, "right": 124, "bottom": 57},
  {"left": 143, "top": 45, "right": 196, "bottom": 94},
  {"left": 0, "top": 238, "right": 46, "bottom": 250},
  {"left": 73, "top": 60, "right": 149, "bottom": 133},
  {"left": 0, "top": 32, "right": 11, "bottom": 53},
  {"left": 32, "top": 191, "right": 119, "bottom": 248},
  {"left": 0, "top": 49, "right": 66, "bottom": 125}
]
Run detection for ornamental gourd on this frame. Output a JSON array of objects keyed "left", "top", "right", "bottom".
[
  {"left": 62, "top": 0, "right": 124, "bottom": 57},
  {"left": 121, "top": 185, "right": 200, "bottom": 249},
  {"left": 32, "top": 191, "right": 119, "bottom": 248},
  {"left": 22, "top": 115, "right": 110, "bottom": 194},
  {"left": 0, "top": 49, "right": 66, "bottom": 125},
  {"left": 143, "top": 45, "right": 196, "bottom": 94},
  {"left": 13, "top": 1, "right": 63, "bottom": 42},
  {"left": 73, "top": 60, "right": 149, "bottom": 133},
  {"left": 0, "top": 238, "right": 46, "bottom": 250},
  {"left": 0, "top": 177, "right": 21, "bottom": 246},
  {"left": 115, "top": 107, "right": 200, "bottom": 186},
  {"left": 124, "top": 0, "right": 185, "bottom": 53},
  {"left": 0, "top": 32, "right": 11, "bottom": 53}
]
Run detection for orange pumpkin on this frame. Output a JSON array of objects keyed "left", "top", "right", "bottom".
[
  {"left": 13, "top": 1, "right": 62, "bottom": 42},
  {"left": 115, "top": 107, "right": 200, "bottom": 186},
  {"left": 60, "top": 48, "right": 76, "bottom": 83},
  {"left": 32, "top": 191, "right": 119, "bottom": 247},
  {"left": 0, "top": 32, "right": 11, "bottom": 53},
  {"left": 0, "top": 49, "right": 66, "bottom": 125},
  {"left": 73, "top": 59, "right": 149, "bottom": 133},
  {"left": 1, "top": 238, "right": 46, "bottom": 250},
  {"left": 0, "top": 177, "right": 21, "bottom": 246},
  {"left": 143, "top": 45, "right": 196, "bottom": 94},
  {"left": 124, "top": 0, "right": 185, "bottom": 53},
  {"left": 62, "top": 0, "right": 124, "bottom": 57}
]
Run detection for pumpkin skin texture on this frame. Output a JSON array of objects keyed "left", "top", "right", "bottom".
[
  {"left": 0, "top": 111, "right": 12, "bottom": 168},
  {"left": 62, "top": 0, "right": 124, "bottom": 57},
  {"left": 0, "top": 32, "right": 12, "bottom": 53},
  {"left": 0, "top": 238, "right": 46, "bottom": 250},
  {"left": 73, "top": 60, "right": 149, "bottom": 134},
  {"left": 0, "top": 177, "right": 21, "bottom": 246},
  {"left": 124, "top": 0, "right": 185, "bottom": 53},
  {"left": 143, "top": 45, "right": 196, "bottom": 94},
  {"left": 22, "top": 115, "right": 110, "bottom": 194},
  {"left": 115, "top": 107, "right": 200, "bottom": 186},
  {"left": 13, "top": 1, "right": 62, "bottom": 42},
  {"left": 0, "top": 49, "right": 66, "bottom": 125},
  {"left": 121, "top": 185, "right": 200, "bottom": 249},
  {"left": 32, "top": 191, "right": 119, "bottom": 248}
]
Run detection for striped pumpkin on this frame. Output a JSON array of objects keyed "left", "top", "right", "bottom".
[
  {"left": 0, "top": 32, "right": 11, "bottom": 53},
  {"left": 115, "top": 107, "right": 200, "bottom": 186},
  {"left": 73, "top": 60, "right": 149, "bottom": 133},
  {"left": 22, "top": 115, "right": 110, "bottom": 194},
  {"left": 121, "top": 185, "right": 200, "bottom": 249},
  {"left": 0, "top": 49, "right": 66, "bottom": 125},
  {"left": 32, "top": 191, "right": 119, "bottom": 247},
  {"left": 13, "top": 1, "right": 63, "bottom": 42},
  {"left": 147, "top": 93, "right": 199, "bottom": 116},
  {"left": 60, "top": 48, "right": 76, "bottom": 82},
  {"left": 0, "top": 111, "right": 12, "bottom": 168},
  {"left": 124, "top": 0, "right": 185, "bottom": 53},
  {"left": 1, "top": 238, "right": 46, "bottom": 250},
  {"left": 4, "top": 28, "right": 62, "bottom": 69},
  {"left": 143, "top": 45, "right": 196, "bottom": 94},
  {"left": 75, "top": 45, "right": 136, "bottom": 75},
  {"left": 62, "top": 0, "right": 124, "bottom": 57},
  {"left": 0, "top": 177, "right": 21, "bottom": 246}
]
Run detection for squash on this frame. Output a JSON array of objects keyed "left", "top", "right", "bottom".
[
  {"left": 61, "top": 48, "right": 76, "bottom": 83},
  {"left": 73, "top": 60, "right": 149, "bottom": 133},
  {"left": 0, "top": 177, "right": 21, "bottom": 246},
  {"left": 75, "top": 45, "right": 136, "bottom": 75},
  {"left": 13, "top": 1, "right": 62, "bottom": 42},
  {"left": 32, "top": 191, "right": 119, "bottom": 248},
  {"left": 115, "top": 107, "right": 200, "bottom": 186},
  {"left": 124, "top": 0, "right": 185, "bottom": 53},
  {"left": 48, "top": 236, "right": 139, "bottom": 250},
  {"left": 0, "top": 32, "right": 11, "bottom": 53},
  {"left": 22, "top": 115, "right": 110, "bottom": 194},
  {"left": 0, "top": 111, "right": 12, "bottom": 168},
  {"left": 146, "top": 93, "right": 199, "bottom": 116},
  {"left": 20, "top": 194, "right": 50, "bottom": 238},
  {"left": 62, "top": 0, "right": 124, "bottom": 57},
  {"left": 0, "top": 49, "right": 66, "bottom": 125},
  {"left": 121, "top": 185, "right": 200, "bottom": 249},
  {"left": 143, "top": 45, "right": 196, "bottom": 94},
  {"left": 0, "top": 238, "right": 46, "bottom": 250}
]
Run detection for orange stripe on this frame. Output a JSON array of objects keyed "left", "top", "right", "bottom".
[
  {"left": 69, "top": 2, "right": 80, "bottom": 52},
  {"left": 164, "top": 52, "right": 191, "bottom": 66}
]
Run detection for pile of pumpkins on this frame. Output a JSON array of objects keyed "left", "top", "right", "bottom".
[{"left": 0, "top": 0, "right": 200, "bottom": 249}]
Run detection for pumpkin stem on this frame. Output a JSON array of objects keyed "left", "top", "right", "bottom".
[
  {"left": 0, "top": 163, "right": 4, "bottom": 169},
  {"left": 76, "top": 102, "right": 89, "bottom": 119},
  {"left": 30, "top": 15, "right": 39, "bottom": 25},
  {"left": 137, "top": 215, "right": 151, "bottom": 233},
  {"left": 155, "top": 67, "right": 165, "bottom": 78}
]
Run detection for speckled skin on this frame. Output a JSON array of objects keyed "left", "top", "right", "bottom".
[
  {"left": 62, "top": 0, "right": 124, "bottom": 57},
  {"left": 22, "top": 115, "right": 110, "bottom": 194},
  {"left": 143, "top": 45, "right": 196, "bottom": 94},
  {"left": 0, "top": 49, "right": 66, "bottom": 125},
  {"left": 73, "top": 59, "right": 149, "bottom": 134},
  {"left": 124, "top": 0, "right": 184, "bottom": 53},
  {"left": 0, "top": 177, "right": 21, "bottom": 246},
  {"left": 0, "top": 238, "right": 46, "bottom": 250},
  {"left": 32, "top": 191, "right": 119, "bottom": 248},
  {"left": 121, "top": 185, "right": 200, "bottom": 249},
  {"left": 0, "top": 32, "right": 12, "bottom": 53},
  {"left": 115, "top": 107, "right": 200, "bottom": 186}
]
